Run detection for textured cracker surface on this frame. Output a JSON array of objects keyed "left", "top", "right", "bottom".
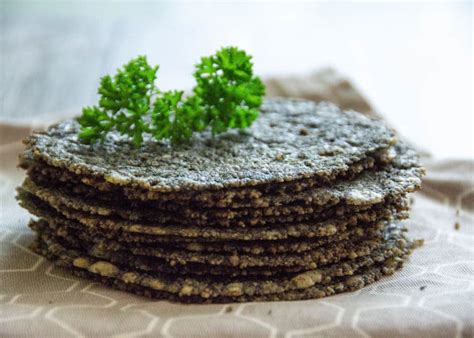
[
  {"left": 20, "top": 143, "right": 421, "bottom": 228},
  {"left": 23, "top": 99, "right": 396, "bottom": 192},
  {"left": 18, "top": 190, "right": 407, "bottom": 241},
  {"left": 21, "top": 143, "right": 422, "bottom": 214},
  {"left": 16, "top": 98, "right": 425, "bottom": 304},
  {"left": 35, "top": 221, "right": 387, "bottom": 270},
  {"left": 31, "top": 224, "right": 412, "bottom": 302},
  {"left": 29, "top": 218, "right": 383, "bottom": 255},
  {"left": 31, "top": 219, "right": 395, "bottom": 276}
]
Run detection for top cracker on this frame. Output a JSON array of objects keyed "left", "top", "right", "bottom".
[{"left": 24, "top": 99, "right": 396, "bottom": 192}]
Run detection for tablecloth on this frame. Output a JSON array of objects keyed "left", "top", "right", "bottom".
[{"left": 1, "top": 69, "right": 472, "bottom": 337}]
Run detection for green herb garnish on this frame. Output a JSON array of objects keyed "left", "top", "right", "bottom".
[
  {"left": 151, "top": 90, "right": 204, "bottom": 144},
  {"left": 78, "top": 56, "right": 158, "bottom": 147},
  {"left": 193, "top": 47, "right": 265, "bottom": 135},
  {"left": 78, "top": 47, "right": 265, "bottom": 146}
]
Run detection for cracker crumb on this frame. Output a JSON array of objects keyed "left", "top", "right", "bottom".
[
  {"left": 275, "top": 153, "right": 285, "bottom": 161},
  {"left": 200, "top": 289, "right": 211, "bottom": 298},
  {"left": 179, "top": 284, "right": 194, "bottom": 296},
  {"left": 122, "top": 272, "right": 139, "bottom": 284},
  {"left": 224, "top": 283, "right": 244, "bottom": 297},
  {"left": 412, "top": 239, "right": 424, "bottom": 248},
  {"left": 291, "top": 271, "right": 322, "bottom": 289},
  {"left": 72, "top": 257, "right": 90, "bottom": 269},
  {"left": 299, "top": 128, "right": 309, "bottom": 136},
  {"left": 346, "top": 276, "right": 364, "bottom": 288},
  {"left": 88, "top": 261, "right": 119, "bottom": 277}
]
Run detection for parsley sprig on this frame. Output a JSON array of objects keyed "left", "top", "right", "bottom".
[
  {"left": 78, "top": 47, "right": 265, "bottom": 146},
  {"left": 193, "top": 47, "right": 265, "bottom": 134},
  {"left": 78, "top": 56, "right": 158, "bottom": 147}
]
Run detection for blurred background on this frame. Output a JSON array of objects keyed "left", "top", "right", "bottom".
[{"left": 1, "top": 0, "right": 472, "bottom": 158}]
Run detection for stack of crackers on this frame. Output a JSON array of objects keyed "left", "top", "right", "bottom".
[{"left": 17, "top": 99, "right": 424, "bottom": 303}]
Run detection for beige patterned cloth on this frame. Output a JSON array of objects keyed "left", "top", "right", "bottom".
[{"left": 1, "top": 70, "right": 473, "bottom": 337}]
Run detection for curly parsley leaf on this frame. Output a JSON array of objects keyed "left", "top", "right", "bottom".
[
  {"left": 78, "top": 47, "right": 265, "bottom": 146},
  {"left": 78, "top": 56, "right": 158, "bottom": 147},
  {"left": 193, "top": 46, "right": 266, "bottom": 134},
  {"left": 151, "top": 91, "right": 205, "bottom": 144}
]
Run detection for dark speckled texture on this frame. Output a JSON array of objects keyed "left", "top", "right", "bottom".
[
  {"left": 24, "top": 99, "right": 396, "bottom": 192},
  {"left": 18, "top": 190, "right": 407, "bottom": 241},
  {"left": 31, "top": 224, "right": 412, "bottom": 302},
  {"left": 19, "top": 143, "right": 423, "bottom": 228},
  {"left": 17, "top": 98, "right": 425, "bottom": 304}
]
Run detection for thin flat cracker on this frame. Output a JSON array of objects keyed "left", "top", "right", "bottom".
[
  {"left": 34, "top": 221, "right": 389, "bottom": 270},
  {"left": 21, "top": 142, "right": 421, "bottom": 211},
  {"left": 23, "top": 176, "right": 409, "bottom": 227},
  {"left": 31, "top": 225, "right": 413, "bottom": 302},
  {"left": 18, "top": 191, "right": 408, "bottom": 241},
  {"left": 29, "top": 218, "right": 384, "bottom": 255},
  {"left": 22, "top": 99, "right": 397, "bottom": 193}
]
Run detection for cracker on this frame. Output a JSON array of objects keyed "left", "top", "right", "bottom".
[
  {"left": 33, "top": 221, "right": 393, "bottom": 270},
  {"left": 32, "top": 220, "right": 405, "bottom": 277},
  {"left": 22, "top": 151, "right": 420, "bottom": 227},
  {"left": 31, "top": 227, "right": 413, "bottom": 303},
  {"left": 29, "top": 218, "right": 383, "bottom": 255},
  {"left": 23, "top": 176, "right": 408, "bottom": 227},
  {"left": 21, "top": 142, "right": 422, "bottom": 211},
  {"left": 22, "top": 99, "right": 396, "bottom": 193},
  {"left": 18, "top": 191, "right": 408, "bottom": 241}
]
